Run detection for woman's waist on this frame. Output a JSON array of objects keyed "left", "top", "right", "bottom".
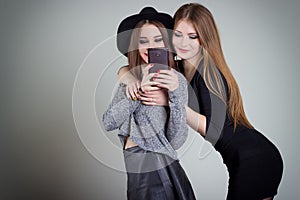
[
  {"left": 124, "top": 137, "right": 138, "bottom": 150},
  {"left": 123, "top": 145, "right": 177, "bottom": 173}
]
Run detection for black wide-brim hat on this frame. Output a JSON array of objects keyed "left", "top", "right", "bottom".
[{"left": 117, "top": 7, "right": 173, "bottom": 56}]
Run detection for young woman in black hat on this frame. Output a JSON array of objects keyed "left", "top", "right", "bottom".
[{"left": 102, "top": 7, "right": 196, "bottom": 200}]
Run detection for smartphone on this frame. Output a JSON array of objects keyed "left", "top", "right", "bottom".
[{"left": 148, "top": 48, "right": 169, "bottom": 74}]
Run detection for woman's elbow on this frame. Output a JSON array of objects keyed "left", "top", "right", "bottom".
[{"left": 102, "top": 115, "right": 117, "bottom": 131}]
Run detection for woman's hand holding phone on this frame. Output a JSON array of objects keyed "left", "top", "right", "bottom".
[
  {"left": 154, "top": 68, "right": 179, "bottom": 92},
  {"left": 140, "top": 64, "right": 160, "bottom": 93},
  {"left": 140, "top": 65, "right": 179, "bottom": 106}
]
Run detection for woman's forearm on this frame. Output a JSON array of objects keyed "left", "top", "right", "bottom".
[{"left": 186, "top": 106, "right": 206, "bottom": 137}]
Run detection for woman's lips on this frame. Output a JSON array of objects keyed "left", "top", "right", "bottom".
[{"left": 178, "top": 48, "right": 189, "bottom": 53}]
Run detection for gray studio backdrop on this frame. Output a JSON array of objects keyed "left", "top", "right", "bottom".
[{"left": 2, "top": 0, "right": 300, "bottom": 199}]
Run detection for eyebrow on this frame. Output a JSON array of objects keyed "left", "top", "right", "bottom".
[
  {"left": 174, "top": 30, "right": 197, "bottom": 35},
  {"left": 139, "top": 35, "right": 162, "bottom": 39}
]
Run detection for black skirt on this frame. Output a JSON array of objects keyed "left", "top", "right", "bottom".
[{"left": 123, "top": 146, "right": 196, "bottom": 200}]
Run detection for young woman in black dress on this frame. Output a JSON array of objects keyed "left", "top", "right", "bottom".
[{"left": 168, "top": 3, "right": 283, "bottom": 200}]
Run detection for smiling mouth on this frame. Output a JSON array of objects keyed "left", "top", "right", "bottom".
[{"left": 178, "top": 48, "right": 189, "bottom": 53}]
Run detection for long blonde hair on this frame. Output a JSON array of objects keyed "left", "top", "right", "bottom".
[
  {"left": 174, "top": 3, "right": 253, "bottom": 129},
  {"left": 127, "top": 20, "right": 175, "bottom": 78}
]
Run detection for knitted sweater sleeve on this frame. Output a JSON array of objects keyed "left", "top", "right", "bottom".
[
  {"left": 165, "top": 72, "right": 189, "bottom": 150},
  {"left": 102, "top": 83, "right": 139, "bottom": 131}
]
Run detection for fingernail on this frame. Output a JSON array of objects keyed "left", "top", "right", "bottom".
[
  {"left": 154, "top": 73, "right": 158, "bottom": 77},
  {"left": 153, "top": 78, "right": 156, "bottom": 81},
  {"left": 157, "top": 70, "right": 160, "bottom": 73},
  {"left": 133, "top": 97, "right": 137, "bottom": 101}
]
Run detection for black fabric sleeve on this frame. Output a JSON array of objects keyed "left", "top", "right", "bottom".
[
  {"left": 195, "top": 74, "right": 212, "bottom": 133},
  {"left": 191, "top": 70, "right": 229, "bottom": 145}
]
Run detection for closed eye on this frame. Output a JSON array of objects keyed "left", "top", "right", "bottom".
[
  {"left": 154, "top": 37, "right": 163, "bottom": 43},
  {"left": 139, "top": 39, "right": 148, "bottom": 44},
  {"left": 173, "top": 32, "right": 182, "bottom": 37},
  {"left": 189, "top": 35, "right": 199, "bottom": 39}
]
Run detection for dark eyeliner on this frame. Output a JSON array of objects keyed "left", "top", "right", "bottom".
[
  {"left": 174, "top": 32, "right": 182, "bottom": 37},
  {"left": 139, "top": 39, "right": 148, "bottom": 44},
  {"left": 154, "top": 38, "right": 163, "bottom": 42},
  {"left": 189, "top": 35, "right": 199, "bottom": 39}
]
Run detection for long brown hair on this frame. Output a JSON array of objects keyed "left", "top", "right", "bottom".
[
  {"left": 127, "top": 20, "right": 175, "bottom": 78},
  {"left": 174, "top": 3, "right": 253, "bottom": 129}
]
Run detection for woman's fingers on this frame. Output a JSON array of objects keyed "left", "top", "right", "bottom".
[
  {"left": 141, "top": 84, "right": 160, "bottom": 92},
  {"left": 139, "top": 89, "right": 169, "bottom": 106},
  {"left": 142, "top": 64, "right": 154, "bottom": 76},
  {"left": 141, "top": 89, "right": 161, "bottom": 97},
  {"left": 139, "top": 95, "right": 158, "bottom": 106},
  {"left": 141, "top": 72, "right": 160, "bottom": 92},
  {"left": 134, "top": 82, "right": 141, "bottom": 99},
  {"left": 141, "top": 101, "right": 157, "bottom": 106},
  {"left": 127, "top": 85, "right": 137, "bottom": 100},
  {"left": 126, "top": 81, "right": 141, "bottom": 100},
  {"left": 135, "top": 81, "right": 141, "bottom": 90},
  {"left": 125, "top": 87, "right": 131, "bottom": 99},
  {"left": 145, "top": 73, "right": 157, "bottom": 81},
  {"left": 155, "top": 69, "right": 177, "bottom": 81},
  {"left": 158, "top": 69, "right": 177, "bottom": 77},
  {"left": 153, "top": 69, "right": 179, "bottom": 91},
  {"left": 139, "top": 96, "right": 155, "bottom": 102}
]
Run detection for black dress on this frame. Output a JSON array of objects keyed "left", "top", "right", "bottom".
[{"left": 185, "top": 61, "right": 283, "bottom": 200}]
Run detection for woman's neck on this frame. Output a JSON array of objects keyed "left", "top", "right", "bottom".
[{"left": 183, "top": 54, "right": 203, "bottom": 82}]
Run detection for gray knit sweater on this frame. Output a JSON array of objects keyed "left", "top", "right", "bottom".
[{"left": 102, "top": 71, "right": 188, "bottom": 160}]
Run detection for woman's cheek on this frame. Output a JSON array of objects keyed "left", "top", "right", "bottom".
[
  {"left": 158, "top": 41, "right": 165, "bottom": 48},
  {"left": 172, "top": 38, "right": 179, "bottom": 49}
]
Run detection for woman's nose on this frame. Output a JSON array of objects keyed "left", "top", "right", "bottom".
[
  {"left": 180, "top": 36, "right": 189, "bottom": 47},
  {"left": 149, "top": 40, "right": 156, "bottom": 48}
]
